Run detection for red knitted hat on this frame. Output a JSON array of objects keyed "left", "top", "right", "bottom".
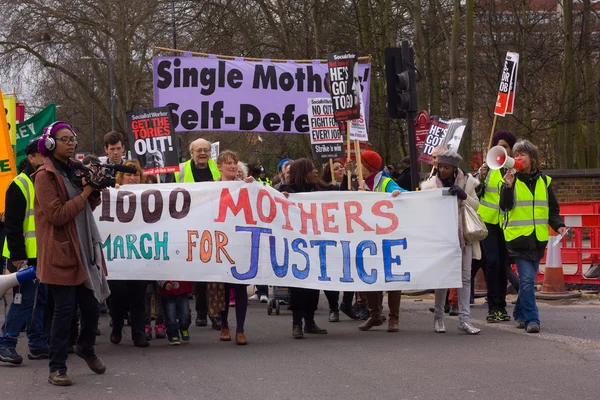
[{"left": 361, "top": 150, "right": 382, "bottom": 173}]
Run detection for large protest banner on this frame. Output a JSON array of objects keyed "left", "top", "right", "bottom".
[
  {"left": 126, "top": 107, "right": 180, "bottom": 175},
  {"left": 308, "top": 98, "right": 344, "bottom": 161},
  {"left": 95, "top": 183, "right": 462, "bottom": 291},
  {"left": 153, "top": 55, "right": 371, "bottom": 134},
  {"left": 15, "top": 103, "right": 56, "bottom": 164}
]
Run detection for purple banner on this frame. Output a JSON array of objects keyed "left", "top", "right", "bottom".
[{"left": 153, "top": 55, "right": 371, "bottom": 135}]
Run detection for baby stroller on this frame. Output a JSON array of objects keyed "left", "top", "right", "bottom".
[{"left": 267, "top": 286, "right": 290, "bottom": 315}]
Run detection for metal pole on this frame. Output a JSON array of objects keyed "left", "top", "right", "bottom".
[
  {"left": 108, "top": 58, "right": 115, "bottom": 131},
  {"left": 171, "top": 1, "right": 177, "bottom": 50}
]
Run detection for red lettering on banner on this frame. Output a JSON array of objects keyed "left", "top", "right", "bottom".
[
  {"left": 214, "top": 188, "right": 257, "bottom": 225},
  {"left": 299, "top": 203, "right": 321, "bottom": 235},
  {"left": 274, "top": 197, "right": 295, "bottom": 231},
  {"left": 371, "top": 200, "right": 398, "bottom": 234},
  {"left": 344, "top": 201, "right": 374, "bottom": 233},
  {"left": 257, "top": 189, "right": 277, "bottom": 223},
  {"left": 321, "top": 202, "right": 339, "bottom": 233},
  {"left": 200, "top": 230, "right": 213, "bottom": 262}
]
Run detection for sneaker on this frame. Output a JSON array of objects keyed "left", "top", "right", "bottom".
[
  {"left": 448, "top": 305, "right": 459, "bottom": 316},
  {"left": 434, "top": 317, "right": 446, "bottom": 333},
  {"left": 515, "top": 321, "right": 526, "bottom": 329},
  {"left": 210, "top": 316, "right": 221, "bottom": 330},
  {"left": 155, "top": 324, "right": 166, "bottom": 339},
  {"left": 180, "top": 330, "right": 190, "bottom": 343},
  {"left": 357, "top": 305, "right": 369, "bottom": 321},
  {"left": 168, "top": 336, "right": 181, "bottom": 346},
  {"left": 27, "top": 347, "right": 49, "bottom": 360},
  {"left": 498, "top": 308, "right": 511, "bottom": 321},
  {"left": 329, "top": 310, "right": 340, "bottom": 322},
  {"left": 486, "top": 311, "right": 499, "bottom": 323},
  {"left": 0, "top": 348, "right": 23, "bottom": 365},
  {"left": 195, "top": 317, "right": 207, "bottom": 327},
  {"left": 259, "top": 295, "right": 268, "bottom": 303},
  {"left": 526, "top": 323, "right": 540, "bottom": 334},
  {"left": 458, "top": 321, "right": 481, "bottom": 335},
  {"left": 145, "top": 324, "right": 152, "bottom": 340},
  {"left": 248, "top": 294, "right": 259, "bottom": 301}
]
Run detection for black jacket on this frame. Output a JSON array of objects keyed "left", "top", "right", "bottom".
[
  {"left": 499, "top": 170, "right": 565, "bottom": 260},
  {"left": 4, "top": 163, "right": 38, "bottom": 271},
  {"left": 395, "top": 168, "right": 412, "bottom": 191}
]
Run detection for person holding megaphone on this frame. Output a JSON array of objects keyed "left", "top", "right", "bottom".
[
  {"left": 477, "top": 131, "right": 517, "bottom": 324},
  {"left": 499, "top": 140, "right": 566, "bottom": 334}
]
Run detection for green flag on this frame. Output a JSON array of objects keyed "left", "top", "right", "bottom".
[{"left": 15, "top": 103, "right": 56, "bottom": 164}]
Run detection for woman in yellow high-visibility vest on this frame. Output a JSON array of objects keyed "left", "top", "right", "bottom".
[{"left": 500, "top": 140, "right": 566, "bottom": 334}]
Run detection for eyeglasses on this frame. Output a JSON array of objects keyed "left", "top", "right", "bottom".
[
  {"left": 56, "top": 136, "right": 77, "bottom": 144},
  {"left": 195, "top": 148, "right": 211, "bottom": 154}
]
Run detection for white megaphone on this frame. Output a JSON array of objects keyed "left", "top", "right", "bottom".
[
  {"left": 486, "top": 146, "right": 524, "bottom": 171},
  {"left": 0, "top": 266, "right": 37, "bottom": 299}
]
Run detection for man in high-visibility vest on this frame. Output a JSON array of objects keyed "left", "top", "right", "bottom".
[
  {"left": 476, "top": 131, "right": 517, "bottom": 323},
  {"left": 174, "top": 138, "right": 221, "bottom": 330},
  {"left": 355, "top": 150, "right": 406, "bottom": 333},
  {"left": 256, "top": 165, "right": 272, "bottom": 186},
  {"left": 0, "top": 139, "right": 48, "bottom": 365}
]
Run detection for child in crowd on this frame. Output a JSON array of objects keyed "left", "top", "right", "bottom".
[{"left": 158, "top": 280, "right": 194, "bottom": 345}]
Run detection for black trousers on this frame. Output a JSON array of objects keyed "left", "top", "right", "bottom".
[
  {"left": 324, "top": 291, "right": 354, "bottom": 312},
  {"left": 194, "top": 282, "right": 208, "bottom": 319},
  {"left": 481, "top": 223, "right": 509, "bottom": 310},
  {"left": 289, "top": 288, "right": 320, "bottom": 323},
  {"left": 48, "top": 284, "right": 99, "bottom": 374},
  {"left": 108, "top": 280, "right": 146, "bottom": 342}
]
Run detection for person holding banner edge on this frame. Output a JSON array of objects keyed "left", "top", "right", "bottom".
[
  {"left": 174, "top": 138, "right": 222, "bottom": 330},
  {"left": 356, "top": 150, "right": 405, "bottom": 333},
  {"left": 421, "top": 150, "right": 482, "bottom": 335},
  {"left": 476, "top": 130, "right": 517, "bottom": 323},
  {"left": 500, "top": 140, "right": 566, "bottom": 333}
]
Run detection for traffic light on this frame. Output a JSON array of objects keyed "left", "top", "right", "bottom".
[{"left": 385, "top": 42, "right": 418, "bottom": 119}]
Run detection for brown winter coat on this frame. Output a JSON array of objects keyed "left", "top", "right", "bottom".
[{"left": 33, "top": 157, "right": 106, "bottom": 286}]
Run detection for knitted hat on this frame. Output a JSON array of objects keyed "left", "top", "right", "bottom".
[
  {"left": 361, "top": 150, "right": 383, "bottom": 173},
  {"left": 38, "top": 122, "right": 75, "bottom": 157},
  {"left": 436, "top": 150, "right": 462, "bottom": 168},
  {"left": 277, "top": 158, "right": 291, "bottom": 172}
]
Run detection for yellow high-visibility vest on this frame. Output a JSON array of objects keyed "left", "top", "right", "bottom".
[
  {"left": 2, "top": 173, "right": 37, "bottom": 259},
  {"left": 478, "top": 169, "right": 505, "bottom": 225},
  {"left": 174, "top": 159, "right": 221, "bottom": 183},
  {"left": 503, "top": 175, "right": 551, "bottom": 243}
]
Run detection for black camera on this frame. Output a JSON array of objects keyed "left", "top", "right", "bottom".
[{"left": 73, "top": 161, "right": 137, "bottom": 190}]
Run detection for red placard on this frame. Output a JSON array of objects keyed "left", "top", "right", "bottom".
[{"left": 415, "top": 110, "right": 431, "bottom": 150}]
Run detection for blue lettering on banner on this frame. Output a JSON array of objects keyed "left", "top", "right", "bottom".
[
  {"left": 231, "top": 226, "right": 272, "bottom": 279},
  {"left": 291, "top": 238, "right": 310, "bottom": 279},
  {"left": 383, "top": 238, "right": 410, "bottom": 282},
  {"left": 356, "top": 240, "right": 377, "bottom": 284},
  {"left": 339, "top": 241, "right": 354, "bottom": 282},
  {"left": 269, "top": 236, "right": 289, "bottom": 277},
  {"left": 309, "top": 240, "right": 337, "bottom": 282}
]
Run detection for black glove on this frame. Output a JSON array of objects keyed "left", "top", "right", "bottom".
[{"left": 448, "top": 185, "right": 467, "bottom": 200}]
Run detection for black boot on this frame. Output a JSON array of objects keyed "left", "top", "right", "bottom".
[
  {"left": 304, "top": 320, "right": 327, "bottom": 334},
  {"left": 292, "top": 321, "right": 304, "bottom": 339}
]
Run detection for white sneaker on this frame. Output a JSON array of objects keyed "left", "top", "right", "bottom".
[
  {"left": 259, "top": 295, "right": 268, "bottom": 303},
  {"left": 248, "top": 294, "right": 259, "bottom": 301}
]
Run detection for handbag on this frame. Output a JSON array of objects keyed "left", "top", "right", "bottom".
[{"left": 462, "top": 202, "right": 488, "bottom": 244}]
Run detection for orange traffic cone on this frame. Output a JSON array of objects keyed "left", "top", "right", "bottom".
[{"left": 536, "top": 234, "right": 581, "bottom": 300}]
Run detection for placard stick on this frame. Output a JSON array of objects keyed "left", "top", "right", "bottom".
[
  {"left": 156, "top": 173, "right": 161, "bottom": 184},
  {"left": 487, "top": 114, "right": 498, "bottom": 151},
  {"left": 346, "top": 127, "right": 352, "bottom": 190},
  {"left": 329, "top": 158, "right": 336, "bottom": 184},
  {"left": 354, "top": 139, "right": 364, "bottom": 190}
]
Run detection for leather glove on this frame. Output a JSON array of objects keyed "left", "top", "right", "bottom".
[{"left": 448, "top": 185, "right": 467, "bottom": 200}]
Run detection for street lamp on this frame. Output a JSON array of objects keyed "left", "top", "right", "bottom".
[{"left": 81, "top": 56, "right": 116, "bottom": 132}]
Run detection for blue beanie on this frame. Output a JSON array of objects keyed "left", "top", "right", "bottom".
[{"left": 277, "top": 158, "right": 292, "bottom": 172}]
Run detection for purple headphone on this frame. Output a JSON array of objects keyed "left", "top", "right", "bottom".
[{"left": 38, "top": 121, "right": 76, "bottom": 157}]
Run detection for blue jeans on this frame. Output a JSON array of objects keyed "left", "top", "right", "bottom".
[
  {"left": 162, "top": 294, "right": 191, "bottom": 338},
  {"left": 513, "top": 258, "right": 540, "bottom": 327},
  {"left": 0, "top": 280, "right": 48, "bottom": 350}
]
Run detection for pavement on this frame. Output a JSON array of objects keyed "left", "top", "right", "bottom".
[{"left": 1, "top": 292, "right": 600, "bottom": 400}]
